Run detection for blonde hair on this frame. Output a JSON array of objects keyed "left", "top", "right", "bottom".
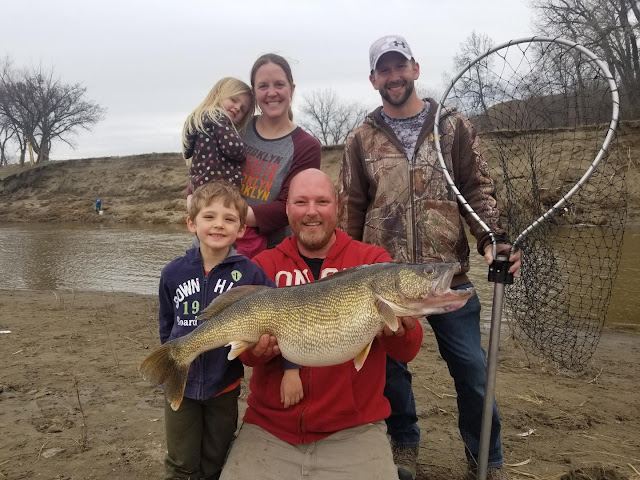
[
  {"left": 188, "top": 182, "right": 248, "bottom": 226},
  {"left": 182, "top": 77, "right": 255, "bottom": 165}
]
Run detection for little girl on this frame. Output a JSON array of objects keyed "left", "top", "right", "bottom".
[
  {"left": 182, "top": 77, "right": 267, "bottom": 258},
  {"left": 183, "top": 77, "right": 303, "bottom": 409}
]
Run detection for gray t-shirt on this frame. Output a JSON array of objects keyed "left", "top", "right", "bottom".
[
  {"left": 381, "top": 101, "right": 430, "bottom": 160},
  {"left": 241, "top": 119, "right": 321, "bottom": 248}
]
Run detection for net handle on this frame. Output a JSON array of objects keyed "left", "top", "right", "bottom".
[{"left": 433, "top": 35, "right": 620, "bottom": 255}]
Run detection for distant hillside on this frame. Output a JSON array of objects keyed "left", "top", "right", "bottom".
[
  {"left": 0, "top": 149, "right": 344, "bottom": 225},
  {"left": 0, "top": 125, "right": 638, "bottom": 226}
]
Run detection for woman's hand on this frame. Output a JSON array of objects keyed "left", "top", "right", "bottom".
[{"left": 245, "top": 206, "right": 258, "bottom": 227}]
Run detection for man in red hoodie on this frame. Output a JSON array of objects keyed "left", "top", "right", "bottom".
[{"left": 219, "top": 168, "right": 423, "bottom": 480}]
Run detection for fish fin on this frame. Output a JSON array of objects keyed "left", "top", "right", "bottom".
[
  {"left": 353, "top": 341, "right": 374, "bottom": 371},
  {"left": 226, "top": 340, "right": 252, "bottom": 360},
  {"left": 139, "top": 342, "right": 190, "bottom": 411},
  {"left": 375, "top": 296, "right": 399, "bottom": 332},
  {"left": 199, "top": 285, "right": 272, "bottom": 320}
]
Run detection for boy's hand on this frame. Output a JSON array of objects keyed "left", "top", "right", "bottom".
[
  {"left": 251, "top": 334, "right": 280, "bottom": 357},
  {"left": 280, "top": 369, "right": 304, "bottom": 408}
]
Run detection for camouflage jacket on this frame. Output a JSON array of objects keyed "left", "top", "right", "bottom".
[{"left": 339, "top": 98, "right": 502, "bottom": 286}]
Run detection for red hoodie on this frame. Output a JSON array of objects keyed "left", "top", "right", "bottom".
[{"left": 241, "top": 229, "right": 424, "bottom": 444}]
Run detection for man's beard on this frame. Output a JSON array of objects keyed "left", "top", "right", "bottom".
[
  {"left": 295, "top": 217, "right": 337, "bottom": 251},
  {"left": 380, "top": 81, "right": 414, "bottom": 106}
]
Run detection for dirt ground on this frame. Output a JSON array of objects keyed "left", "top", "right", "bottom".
[{"left": 0, "top": 290, "right": 638, "bottom": 480}]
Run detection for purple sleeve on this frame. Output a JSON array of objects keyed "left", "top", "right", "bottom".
[
  {"left": 184, "top": 129, "right": 195, "bottom": 197},
  {"left": 216, "top": 116, "right": 246, "bottom": 163},
  {"left": 252, "top": 130, "right": 322, "bottom": 235},
  {"left": 282, "top": 359, "right": 301, "bottom": 370},
  {"left": 183, "top": 130, "right": 195, "bottom": 161}
]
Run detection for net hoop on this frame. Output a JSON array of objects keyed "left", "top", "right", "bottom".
[{"left": 433, "top": 36, "right": 620, "bottom": 252}]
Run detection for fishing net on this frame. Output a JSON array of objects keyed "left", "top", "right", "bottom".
[{"left": 436, "top": 37, "right": 627, "bottom": 372}]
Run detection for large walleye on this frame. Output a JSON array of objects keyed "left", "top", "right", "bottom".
[{"left": 140, "top": 262, "right": 474, "bottom": 410}]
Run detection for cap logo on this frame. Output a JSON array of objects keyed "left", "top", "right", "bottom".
[{"left": 369, "top": 34, "right": 414, "bottom": 72}]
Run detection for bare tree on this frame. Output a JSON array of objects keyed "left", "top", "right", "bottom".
[
  {"left": 299, "top": 89, "right": 368, "bottom": 145},
  {"left": 0, "top": 116, "right": 16, "bottom": 166},
  {"left": 450, "top": 31, "right": 496, "bottom": 116},
  {"left": 0, "top": 61, "right": 105, "bottom": 163},
  {"left": 415, "top": 82, "right": 443, "bottom": 102},
  {"left": 524, "top": 40, "right": 610, "bottom": 127},
  {"left": 0, "top": 61, "right": 34, "bottom": 166},
  {"left": 531, "top": 0, "right": 640, "bottom": 118}
]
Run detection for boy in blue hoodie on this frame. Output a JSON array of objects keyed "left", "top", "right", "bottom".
[{"left": 157, "top": 182, "right": 274, "bottom": 480}]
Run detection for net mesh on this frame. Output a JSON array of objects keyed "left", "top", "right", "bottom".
[{"left": 440, "top": 39, "right": 628, "bottom": 371}]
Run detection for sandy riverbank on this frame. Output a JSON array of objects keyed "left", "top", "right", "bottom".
[{"left": 0, "top": 289, "right": 638, "bottom": 480}]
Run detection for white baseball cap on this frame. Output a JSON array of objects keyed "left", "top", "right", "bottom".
[{"left": 369, "top": 35, "right": 414, "bottom": 72}]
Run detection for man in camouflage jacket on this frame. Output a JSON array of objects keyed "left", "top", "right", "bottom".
[{"left": 339, "top": 34, "right": 520, "bottom": 480}]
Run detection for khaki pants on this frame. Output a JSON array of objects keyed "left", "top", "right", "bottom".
[
  {"left": 164, "top": 387, "right": 239, "bottom": 480},
  {"left": 220, "top": 421, "right": 398, "bottom": 480}
]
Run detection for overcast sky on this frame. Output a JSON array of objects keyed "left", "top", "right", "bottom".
[{"left": 3, "top": 0, "right": 535, "bottom": 160}]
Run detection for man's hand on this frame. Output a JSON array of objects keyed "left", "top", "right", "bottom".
[
  {"left": 484, "top": 243, "right": 522, "bottom": 277},
  {"left": 251, "top": 333, "right": 280, "bottom": 357},
  {"left": 379, "top": 316, "right": 416, "bottom": 337}
]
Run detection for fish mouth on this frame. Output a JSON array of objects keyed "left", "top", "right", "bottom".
[
  {"left": 390, "top": 283, "right": 475, "bottom": 317},
  {"left": 417, "top": 284, "right": 475, "bottom": 316},
  {"left": 430, "top": 263, "right": 459, "bottom": 295},
  {"left": 424, "top": 263, "right": 474, "bottom": 314},
  {"left": 385, "top": 263, "right": 473, "bottom": 317},
  {"left": 437, "top": 286, "right": 476, "bottom": 310}
]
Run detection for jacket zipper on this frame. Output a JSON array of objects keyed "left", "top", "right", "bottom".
[
  {"left": 369, "top": 100, "right": 441, "bottom": 264},
  {"left": 408, "top": 153, "right": 417, "bottom": 262},
  {"left": 198, "top": 263, "right": 214, "bottom": 400}
]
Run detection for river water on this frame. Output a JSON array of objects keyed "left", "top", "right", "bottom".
[
  {"left": 0, "top": 223, "right": 192, "bottom": 295},
  {"left": 0, "top": 223, "right": 637, "bottom": 325}
]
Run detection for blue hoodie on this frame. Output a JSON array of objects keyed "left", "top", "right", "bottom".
[{"left": 158, "top": 246, "right": 275, "bottom": 401}]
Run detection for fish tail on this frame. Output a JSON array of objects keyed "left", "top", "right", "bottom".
[{"left": 139, "top": 342, "right": 189, "bottom": 411}]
